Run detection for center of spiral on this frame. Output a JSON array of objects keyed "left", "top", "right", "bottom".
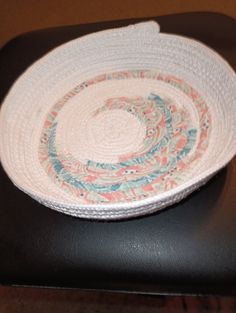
[{"left": 85, "top": 109, "right": 146, "bottom": 163}]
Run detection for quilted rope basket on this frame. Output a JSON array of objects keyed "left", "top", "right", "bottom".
[{"left": 0, "top": 21, "right": 236, "bottom": 220}]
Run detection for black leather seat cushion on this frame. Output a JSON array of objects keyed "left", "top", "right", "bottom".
[{"left": 0, "top": 12, "right": 236, "bottom": 295}]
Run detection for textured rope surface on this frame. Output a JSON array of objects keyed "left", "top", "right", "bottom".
[{"left": 0, "top": 21, "right": 236, "bottom": 220}]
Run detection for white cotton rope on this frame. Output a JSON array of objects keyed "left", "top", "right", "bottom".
[{"left": 0, "top": 21, "right": 236, "bottom": 220}]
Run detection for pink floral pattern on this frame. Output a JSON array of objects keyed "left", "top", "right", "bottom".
[{"left": 38, "top": 70, "right": 211, "bottom": 204}]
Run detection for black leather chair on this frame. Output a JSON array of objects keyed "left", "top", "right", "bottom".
[{"left": 0, "top": 12, "right": 236, "bottom": 295}]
